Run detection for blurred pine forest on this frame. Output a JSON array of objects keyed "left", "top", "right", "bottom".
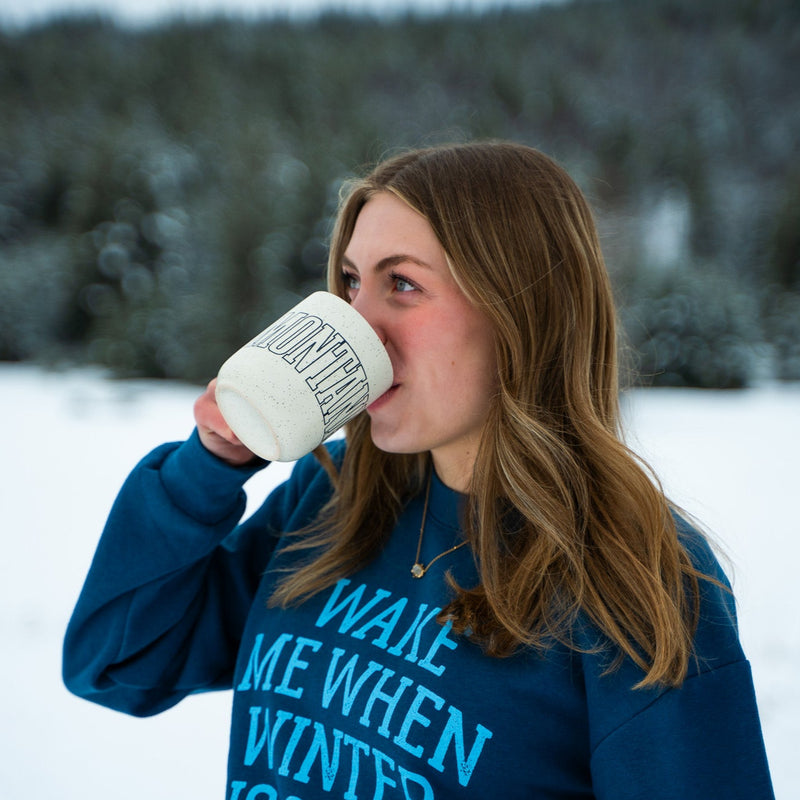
[{"left": 1, "top": 0, "right": 798, "bottom": 387}]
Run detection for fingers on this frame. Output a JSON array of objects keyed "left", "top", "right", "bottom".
[{"left": 193, "top": 380, "right": 259, "bottom": 466}]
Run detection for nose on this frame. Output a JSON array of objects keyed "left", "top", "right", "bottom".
[{"left": 350, "top": 288, "right": 388, "bottom": 346}]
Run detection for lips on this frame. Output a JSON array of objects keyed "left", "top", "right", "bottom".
[{"left": 367, "top": 383, "right": 399, "bottom": 413}]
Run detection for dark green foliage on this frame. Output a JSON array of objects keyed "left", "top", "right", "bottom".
[
  {"left": 1, "top": 0, "right": 798, "bottom": 385},
  {"left": 621, "top": 271, "right": 766, "bottom": 389}
]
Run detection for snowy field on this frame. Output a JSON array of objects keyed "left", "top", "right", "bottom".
[{"left": 1, "top": 364, "right": 797, "bottom": 798}]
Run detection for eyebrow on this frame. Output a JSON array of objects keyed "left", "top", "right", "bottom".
[{"left": 341, "top": 253, "right": 433, "bottom": 273}]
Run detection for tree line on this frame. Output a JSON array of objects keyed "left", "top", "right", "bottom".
[{"left": 1, "top": 0, "right": 798, "bottom": 386}]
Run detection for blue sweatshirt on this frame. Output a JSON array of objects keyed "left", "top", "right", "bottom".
[{"left": 63, "top": 432, "right": 774, "bottom": 799}]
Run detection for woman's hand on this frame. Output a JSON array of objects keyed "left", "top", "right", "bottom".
[{"left": 193, "top": 379, "right": 260, "bottom": 466}]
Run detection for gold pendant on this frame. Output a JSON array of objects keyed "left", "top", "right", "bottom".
[{"left": 411, "top": 563, "right": 425, "bottom": 578}]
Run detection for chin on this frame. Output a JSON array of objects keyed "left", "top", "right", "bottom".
[{"left": 368, "top": 424, "right": 423, "bottom": 456}]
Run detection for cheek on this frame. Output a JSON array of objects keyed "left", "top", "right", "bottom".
[
  {"left": 457, "top": 318, "right": 497, "bottom": 377},
  {"left": 438, "top": 330, "right": 497, "bottom": 401},
  {"left": 400, "top": 305, "right": 496, "bottom": 396}
]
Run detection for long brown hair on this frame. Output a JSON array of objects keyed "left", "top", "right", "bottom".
[{"left": 271, "top": 141, "right": 704, "bottom": 689}]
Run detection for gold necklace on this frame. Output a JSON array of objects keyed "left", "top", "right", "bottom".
[{"left": 410, "top": 471, "right": 468, "bottom": 579}]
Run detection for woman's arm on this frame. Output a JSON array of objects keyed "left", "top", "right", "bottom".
[
  {"left": 590, "top": 660, "right": 774, "bottom": 799},
  {"left": 586, "top": 527, "right": 774, "bottom": 799},
  {"left": 62, "top": 408, "right": 339, "bottom": 718},
  {"left": 61, "top": 430, "right": 276, "bottom": 716}
]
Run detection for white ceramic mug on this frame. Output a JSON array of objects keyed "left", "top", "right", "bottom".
[{"left": 215, "top": 291, "right": 393, "bottom": 462}]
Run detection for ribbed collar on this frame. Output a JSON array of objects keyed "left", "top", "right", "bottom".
[{"left": 426, "top": 467, "right": 467, "bottom": 533}]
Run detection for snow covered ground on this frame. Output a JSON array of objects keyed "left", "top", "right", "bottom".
[{"left": 1, "top": 364, "right": 796, "bottom": 798}]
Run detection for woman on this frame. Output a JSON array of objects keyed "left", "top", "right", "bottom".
[{"left": 64, "top": 142, "right": 774, "bottom": 799}]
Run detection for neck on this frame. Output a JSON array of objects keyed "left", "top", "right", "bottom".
[{"left": 431, "top": 447, "right": 475, "bottom": 493}]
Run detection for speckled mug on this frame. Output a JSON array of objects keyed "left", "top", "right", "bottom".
[{"left": 215, "top": 291, "right": 393, "bottom": 462}]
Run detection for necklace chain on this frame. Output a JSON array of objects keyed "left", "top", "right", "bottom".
[{"left": 410, "top": 470, "right": 468, "bottom": 579}]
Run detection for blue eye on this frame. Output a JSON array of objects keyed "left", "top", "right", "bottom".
[
  {"left": 342, "top": 272, "right": 360, "bottom": 291},
  {"left": 392, "top": 274, "right": 416, "bottom": 292}
]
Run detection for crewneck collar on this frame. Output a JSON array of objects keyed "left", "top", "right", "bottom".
[{"left": 426, "top": 467, "right": 467, "bottom": 532}]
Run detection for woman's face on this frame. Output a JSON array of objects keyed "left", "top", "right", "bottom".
[{"left": 341, "top": 191, "right": 498, "bottom": 491}]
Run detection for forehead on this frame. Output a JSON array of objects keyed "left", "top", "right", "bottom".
[
  {"left": 343, "top": 192, "right": 443, "bottom": 261},
  {"left": 340, "top": 193, "right": 486, "bottom": 312}
]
